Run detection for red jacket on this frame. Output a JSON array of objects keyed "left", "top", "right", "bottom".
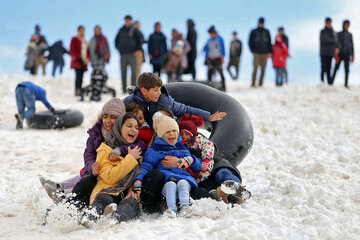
[
  {"left": 70, "top": 36, "right": 90, "bottom": 70},
  {"left": 272, "top": 40, "right": 288, "bottom": 68},
  {"left": 138, "top": 125, "right": 154, "bottom": 147}
]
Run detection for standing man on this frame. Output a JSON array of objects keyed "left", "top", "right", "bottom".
[
  {"left": 134, "top": 20, "right": 146, "bottom": 78},
  {"left": 33, "top": 25, "right": 48, "bottom": 76},
  {"left": 226, "top": 31, "right": 242, "bottom": 80},
  {"left": 89, "top": 25, "right": 110, "bottom": 69},
  {"left": 248, "top": 17, "right": 272, "bottom": 87},
  {"left": 203, "top": 25, "right": 226, "bottom": 91},
  {"left": 278, "top": 27, "right": 289, "bottom": 83},
  {"left": 148, "top": 22, "right": 168, "bottom": 77},
  {"left": 320, "top": 17, "right": 339, "bottom": 85},
  {"left": 115, "top": 15, "right": 142, "bottom": 94},
  {"left": 185, "top": 19, "right": 197, "bottom": 80},
  {"left": 332, "top": 20, "right": 354, "bottom": 88}
]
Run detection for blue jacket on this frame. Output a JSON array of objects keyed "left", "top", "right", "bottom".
[
  {"left": 123, "top": 86, "right": 210, "bottom": 126},
  {"left": 337, "top": 31, "right": 354, "bottom": 56},
  {"left": 148, "top": 32, "right": 168, "bottom": 65},
  {"left": 203, "top": 35, "right": 225, "bottom": 59},
  {"left": 17, "top": 81, "right": 54, "bottom": 110},
  {"left": 135, "top": 136, "right": 202, "bottom": 188}
]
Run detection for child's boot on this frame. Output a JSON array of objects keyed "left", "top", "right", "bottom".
[{"left": 15, "top": 114, "right": 24, "bottom": 129}]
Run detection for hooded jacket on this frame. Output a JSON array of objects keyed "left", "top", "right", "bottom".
[
  {"left": 320, "top": 27, "right": 339, "bottom": 57},
  {"left": 272, "top": 36, "right": 289, "bottom": 68},
  {"left": 148, "top": 31, "right": 168, "bottom": 65}
]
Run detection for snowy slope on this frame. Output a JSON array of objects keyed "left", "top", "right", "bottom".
[{"left": 0, "top": 74, "right": 359, "bottom": 240}]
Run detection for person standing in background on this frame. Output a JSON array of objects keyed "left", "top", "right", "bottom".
[
  {"left": 226, "top": 31, "right": 242, "bottom": 80},
  {"left": 148, "top": 22, "right": 168, "bottom": 77},
  {"left": 185, "top": 19, "right": 197, "bottom": 80},
  {"left": 278, "top": 27, "right": 289, "bottom": 83},
  {"left": 24, "top": 35, "right": 39, "bottom": 75},
  {"left": 248, "top": 17, "right": 272, "bottom": 87},
  {"left": 47, "top": 40, "right": 68, "bottom": 77},
  {"left": 89, "top": 25, "right": 110, "bottom": 69},
  {"left": 134, "top": 20, "right": 146, "bottom": 78},
  {"left": 319, "top": 17, "right": 339, "bottom": 85},
  {"left": 33, "top": 25, "right": 48, "bottom": 76},
  {"left": 203, "top": 25, "right": 226, "bottom": 91},
  {"left": 115, "top": 15, "right": 142, "bottom": 94},
  {"left": 332, "top": 20, "right": 354, "bottom": 88},
  {"left": 70, "top": 25, "right": 90, "bottom": 96}
]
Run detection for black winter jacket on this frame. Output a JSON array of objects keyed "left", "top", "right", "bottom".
[
  {"left": 248, "top": 27, "right": 272, "bottom": 54},
  {"left": 115, "top": 25, "right": 141, "bottom": 54},
  {"left": 320, "top": 27, "right": 339, "bottom": 57}
]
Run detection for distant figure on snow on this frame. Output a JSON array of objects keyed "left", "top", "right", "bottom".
[
  {"left": 24, "top": 35, "right": 39, "bottom": 75},
  {"left": 70, "top": 25, "right": 90, "bottom": 96},
  {"left": 319, "top": 17, "right": 339, "bottom": 85},
  {"left": 148, "top": 22, "right": 168, "bottom": 77},
  {"left": 278, "top": 27, "right": 290, "bottom": 83},
  {"left": 227, "top": 31, "right": 242, "bottom": 80},
  {"left": 47, "top": 40, "right": 69, "bottom": 77},
  {"left": 14, "top": 81, "right": 56, "bottom": 129},
  {"left": 248, "top": 17, "right": 272, "bottom": 87},
  {"left": 89, "top": 25, "right": 110, "bottom": 69},
  {"left": 134, "top": 20, "right": 147, "bottom": 78},
  {"left": 184, "top": 19, "right": 197, "bottom": 80},
  {"left": 332, "top": 20, "right": 354, "bottom": 88},
  {"left": 272, "top": 34, "right": 289, "bottom": 86},
  {"left": 33, "top": 25, "right": 48, "bottom": 76}
]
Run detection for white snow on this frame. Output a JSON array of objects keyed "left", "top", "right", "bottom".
[{"left": 0, "top": 74, "right": 359, "bottom": 240}]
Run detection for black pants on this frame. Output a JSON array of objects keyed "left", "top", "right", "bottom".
[
  {"left": 69, "top": 175, "right": 97, "bottom": 209},
  {"left": 320, "top": 56, "right": 332, "bottom": 84},
  {"left": 333, "top": 54, "right": 350, "bottom": 87},
  {"left": 186, "top": 55, "right": 196, "bottom": 79},
  {"left": 153, "top": 64, "right": 162, "bottom": 77},
  {"left": 75, "top": 68, "right": 85, "bottom": 94},
  {"left": 91, "top": 194, "right": 139, "bottom": 223},
  {"left": 207, "top": 58, "right": 226, "bottom": 91},
  {"left": 140, "top": 169, "right": 165, "bottom": 213}
]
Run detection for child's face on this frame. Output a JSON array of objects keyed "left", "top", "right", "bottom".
[
  {"left": 180, "top": 130, "right": 192, "bottom": 142},
  {"left": 141, "top": 86, "right": 161, "bottom": 102},
  {"left": 163, "top": 130, "right": 179, "bottom": 145},
  {"left": 121, "top": 118, "right": 139, "bottom": 143},
  {"left": 102, "top": 114, "right": 118, "bottom": 132},
  {"left": 135, "top": 110, "right": 145, "bottom": 127}
]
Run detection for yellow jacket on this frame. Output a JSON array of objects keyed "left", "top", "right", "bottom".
[{"left": 90, "top": 142, "right": 140, "bottom": 204}]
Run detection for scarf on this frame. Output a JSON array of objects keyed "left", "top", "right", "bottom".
[
  {"left": 105, "top": 115, "right": 129, "bottom": 149},
  {"left": 101, "top": 127, "right": 111, "bottom": 141},
  {"left": 95, "top": 34, "right": 110, "bottom": 62}
]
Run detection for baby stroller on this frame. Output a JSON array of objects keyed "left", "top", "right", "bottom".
[{"left": 81, "top": 68, "right": 116, "bottom": 101}]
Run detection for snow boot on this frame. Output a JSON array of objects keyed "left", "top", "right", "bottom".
[
  {"left": 15, "top": 114, "right": 23, "bottom": 129},
  {"left": 221, "top": 180, "right": 252, "bottom": 204}
]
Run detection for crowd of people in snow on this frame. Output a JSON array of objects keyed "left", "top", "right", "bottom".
[
  {"left": 24, "top": 15, "right": 354, "bottom": 94},
  {"left": 33, "top": 72, "right": 251, "bottom": 225}
]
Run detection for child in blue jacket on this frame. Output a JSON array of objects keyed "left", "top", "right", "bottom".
[
  {"left": 133, "top": 114, "right": 202, "bottom": 217},
  {"left": 15, "top": 81, "right": 56, "bottom": 129}
]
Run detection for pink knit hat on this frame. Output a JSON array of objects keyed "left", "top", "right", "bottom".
[{"left": 100, "top": 98, "right": 126, "bottom": 117}]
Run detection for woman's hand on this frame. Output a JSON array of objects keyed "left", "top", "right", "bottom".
[
  {"left": 208, "top": 111, "right": 227, "bottom": 122},
  {"left": 109, "top": 152, "right": 120, "bottom": 162},
  {"left": 91, "top": 162, "right": 100, "bottom": 175},
  {"left": 161, "top": 155, "right": 179, "bottom": 168},
  {"left": 128, "top": 146, "right": 142, "bottom": 160}
]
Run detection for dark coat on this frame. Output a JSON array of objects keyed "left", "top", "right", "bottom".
[
  {"left": 186, "top": 21, "right": 197, "bottom": 60},
  {"left": 248, "top": 27, "right": 272, "bottom": 54},
  {"left": 135, "top": 136, "right": 202, "bottom": 188},
  {"left": 114, "top": 25, "right": 141, "bottom": 55},
  {"left": 123, "top": 86, "right": 210, "bottom": 126},
  {"left": 47, "top": 40, "right": 68, "bottom": 66},
  {"left": 320, "top": 27, "right": 339, "bottom": 57},
  {"left": 281, "top": 34, "right": 289, "bottom": 49},
  {"left": 337, "top": 31, "right": 353, "bottom": 56},
  {"left": 148, "top": 31, "right": 168, "bottom": 65}
]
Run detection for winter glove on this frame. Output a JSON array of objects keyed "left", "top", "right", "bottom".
[
  {"left": 334, "top": 55, "right": 340, "bottom": 64},
  {"left": 351, "top": 55, "right": 354, "bottom": 63},
  {"left": 177, "top": 156, "right": 194, "bottom": 169},
  {"left": 133, "top": 180, "right": 142, "bottom": 201}
]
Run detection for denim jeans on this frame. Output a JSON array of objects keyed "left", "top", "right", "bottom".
[
  {"left": 215, "top": 168, "right": 241, "bottom": 186},
  {"left": 15, "top": 86, "right": 36, "bottom": 118},
  {"left": 162, "top": 179, "right": 191, "bottom": 211},
  {"left": 274, "top": 67, "right": 285, "bottom": 86},
  {"left": 52, "top": 62, "right": 63, "bottom": 77}
]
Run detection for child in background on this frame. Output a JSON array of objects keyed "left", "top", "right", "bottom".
[
  {"left": 164, "top": 45, "right": 182, "bottom": 82},
  {"left": 133, "top": 115, "right": 202, "bottom": 217},
  {"left": 125, "top": 101, "right": 153, "bottom": 147},
  {"left": 179, "top": 114, "right": 214, "bottom": 183},
  {"left": 272, "top": 34, "right": 288, "bottom": 86}
]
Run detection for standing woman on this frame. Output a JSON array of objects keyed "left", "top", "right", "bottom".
[
  {"left": 70, "top": 25, "right": 90, "bottom": 96},
  {"left": 148, "top": 22, "right": 167, "bottom": 77}
]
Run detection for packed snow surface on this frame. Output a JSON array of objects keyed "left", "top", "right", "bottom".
[{"left": 0, "top": 75, "right": 359, "bottom": 240}]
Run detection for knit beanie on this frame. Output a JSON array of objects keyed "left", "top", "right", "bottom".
[
  {"left": 100, "top": 98, "right": 126, "bottom": 117},
  {"left": 153, "top": 115, "right": 179, "bottom": 138},
  {"left": 179, "top": 114, "right": 204, "bottom": 136}
]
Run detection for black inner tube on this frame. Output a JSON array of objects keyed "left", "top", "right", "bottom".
[{"left": 165, "top": 82, "right": 253, "bottom": 166}]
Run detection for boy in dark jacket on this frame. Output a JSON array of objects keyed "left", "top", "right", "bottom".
[
  {"left": 123, "top": 72, "right": 226, "bottom": 126},
  {"left": 227, "top": 31, "right": 242, "bottom": 80},
  {"left": 15, "top": 81, "right": 56, "bottom": 129}
]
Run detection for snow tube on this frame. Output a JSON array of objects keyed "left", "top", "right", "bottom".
[
  {"left": 26, "top": 110, "right": 84, "bottom": 129},
  {"left": 166, "top": 82, "right": 253, "bottom": 166}
]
